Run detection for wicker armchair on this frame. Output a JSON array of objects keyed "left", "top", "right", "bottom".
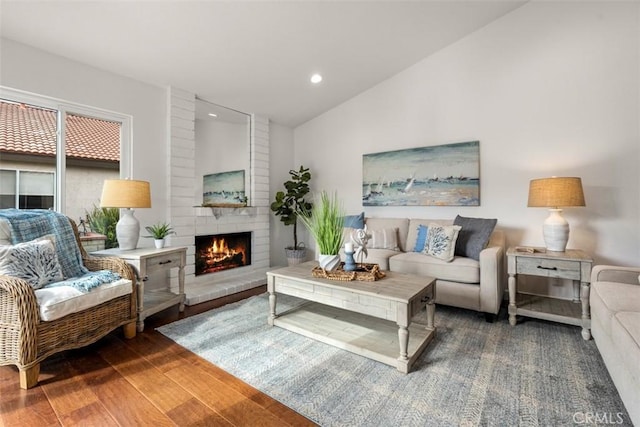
[{"left": 0, "top": 218, "right": 137, "bottom": 389}]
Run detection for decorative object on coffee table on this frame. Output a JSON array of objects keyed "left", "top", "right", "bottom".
[
  {"left": 350, "top": 225, "right": 371, "bottom": 264},
  {"left": 299, "top": 190, "right": 344, "bottom": 271},
  {"left": 343, "top": 242, "right": 357, "bottom": 271},
  {"left": 270, "top": 166, "right": 312, "bottom": 266},
  {"left": 312, "top": 262, "right": 385, "bottom": 282},
  {"left": 527, "top": 176, "right": 585, "bottom": 252}
]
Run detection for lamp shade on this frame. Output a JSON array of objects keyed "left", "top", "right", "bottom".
[
  {"left": 100, "top": 179, "right": 151, "bottom": 208},
  {"left": 527, "top": 177, "right": 585, "bottom": 208}
]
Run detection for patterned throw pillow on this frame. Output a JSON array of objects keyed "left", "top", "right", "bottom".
[
  {"left": 369, "top": 228, "right": 399, "bottom": 250},
  {"left": 0, "top": 238, "right": 64, "bottom": 289},
  {"left": 423, "top": 224, "right": 462, "bottom": 262}
]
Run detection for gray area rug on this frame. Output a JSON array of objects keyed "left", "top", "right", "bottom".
[{"left": 157, "top": 294, "right": 631, "bottom": 426}]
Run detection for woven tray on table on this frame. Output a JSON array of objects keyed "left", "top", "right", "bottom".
[{"left": 312, "top": 262, "right": 386, "bottom": 282}]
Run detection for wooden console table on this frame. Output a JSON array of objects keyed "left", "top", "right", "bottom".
[
  {"left": 92, "top": 246, "right": 186, "bottom": 332},
  {"left": 507, "top": 247, "right": 593, "bottom": 340}
]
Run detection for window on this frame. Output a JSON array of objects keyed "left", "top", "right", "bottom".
[
  {"left": 0, "top": 87, "right": 131, "bottom": 222},
  {"left": 0, "top": 169, "right": 55, "bottom": 209}
]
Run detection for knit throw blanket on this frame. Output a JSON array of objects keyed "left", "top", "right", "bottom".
[{"left": 0, "top": 209, "right": 120, "bottom": 292}]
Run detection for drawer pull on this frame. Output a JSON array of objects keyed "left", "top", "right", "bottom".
[
  {"left": 159, "top": 260, "right": 173, "bottom": 265},
  {"left": 537, "top": 266, "right": 557, "bottom": 271},
  {"left": 421, "top": 296, "right": 430, "bottom": 303}
]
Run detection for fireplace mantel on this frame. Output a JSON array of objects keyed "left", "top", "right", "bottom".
[{"left": 194, "top": 206, "right": 259, "bottom": 219}]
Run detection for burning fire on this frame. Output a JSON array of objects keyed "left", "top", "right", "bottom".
[{"left": 205, "top": 238, "right": 240, "bottom": 264}]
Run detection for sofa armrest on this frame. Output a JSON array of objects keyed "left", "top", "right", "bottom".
[
  {"left": 478, "top": 230, "right": 506, "bottom": 314},
  {"left": 0, "top": 275, "right": 40, "bottom": 365},
  {"left": 591, "top": 265, "right": 640, "bottom": 285}
]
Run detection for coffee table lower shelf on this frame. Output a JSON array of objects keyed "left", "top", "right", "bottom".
[{"left": 273, "top": 301, "right": 435, "bottom": 372}]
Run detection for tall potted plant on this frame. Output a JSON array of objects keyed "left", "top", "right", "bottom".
[
  {"left": 299, "top": 191, "right": 345, "bottom": 271},
  {"left": 270, "top": 166, "right": 312, "bottom": 265}
]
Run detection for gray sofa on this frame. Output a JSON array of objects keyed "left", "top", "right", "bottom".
[
  {"left": 590, "top": 265, "right": 640, "bottom": 426},
  {"left": 343, "top": 217, "right": 505, "bottom": 318}
]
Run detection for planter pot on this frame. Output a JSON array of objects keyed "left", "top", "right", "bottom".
[
  {"left": 285, "top": 247, "right": 306, "bottom": 266},
  {"left": 154, "top": 239, "right": 166, "bottom": 249},
  {"left": 318, "top": 254, "right": 341, "bottom": 271}
]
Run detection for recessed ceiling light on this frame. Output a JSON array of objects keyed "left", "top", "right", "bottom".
[
  {"left": 310, "top": 74, "right": 323, "bottom": 84},
  {"left": 208, "top": 113, "right": 218, "bottom": 118}
]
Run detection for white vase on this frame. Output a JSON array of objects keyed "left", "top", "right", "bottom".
[
  {"left": 154, "top": 239, "right": 165, "bottom": 249},
  {"left": 318, "top": 254, "right": 341, "bottom": 271}
]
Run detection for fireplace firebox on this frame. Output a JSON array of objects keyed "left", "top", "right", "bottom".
[{"left": 195, "top": 232, "right": 251, "bottom": 276}]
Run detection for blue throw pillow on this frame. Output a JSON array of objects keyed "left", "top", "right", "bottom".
[
  {"left": 453, "top": 215, "right": 497, "bottom": 261},
  {"left": 413, "top": 225, "right": 428, "bottom": 252},
  {"left": 343, "top": 212, "right": 365, "bottom": 229}
]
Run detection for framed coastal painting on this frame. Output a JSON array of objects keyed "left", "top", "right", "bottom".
[
  {"left": 203, "top": 169, "right": 247, "bottom": 207},
  {"left": 362, "top": 141, "right": 480, "bottom": 207}
]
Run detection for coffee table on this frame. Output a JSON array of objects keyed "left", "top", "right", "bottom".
[{"left": 266, "top": 261, "right": 436, "bottom": 373}]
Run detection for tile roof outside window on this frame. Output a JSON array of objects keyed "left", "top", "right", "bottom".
[{"left": 0, "top": 101, "right": 120, "bottom": 162}]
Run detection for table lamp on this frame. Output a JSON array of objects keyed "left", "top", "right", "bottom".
[
  {"left": 527, "top": 176, "right": 585, "bottom": 252},
  {"left": 100, "top": 179, "right": 151, "bottom": 250}
]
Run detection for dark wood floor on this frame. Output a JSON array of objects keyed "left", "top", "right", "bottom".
[{"left": 0, "top": 286, "right": 316, "bottom": 427}]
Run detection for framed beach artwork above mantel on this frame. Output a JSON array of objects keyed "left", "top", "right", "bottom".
[
  {"left": 203, "top": 169, "right": 248, "bottom": 207},
  {"left": 362, "top": 141, "right": 480, "bottom": 207}
]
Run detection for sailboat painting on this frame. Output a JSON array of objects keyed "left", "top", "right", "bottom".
[
  {"left": 362, "top": 141, "right": 480, "bottom": 206},
  {"left": 203, "top": 169, "right": 247, "bottom": 207}
]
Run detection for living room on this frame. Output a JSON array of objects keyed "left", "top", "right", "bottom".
[{"left": 1, "top": 1, "right": 639, "bottom": 426}]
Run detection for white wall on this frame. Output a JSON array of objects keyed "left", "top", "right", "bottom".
[
  {"left": 294, "top": 2, "right": 640, "bottom": 267},
  {"left": 194, "top": 119, "right": 249, "bottom": 204},
  {"left": 0, "top": 39, "right": 168, "bottom": 242},
  {"left": 269, "top": 122, "right": 295, "bottom": 267}
]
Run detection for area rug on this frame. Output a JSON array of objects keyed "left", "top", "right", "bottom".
[{"left": 157, "top": 294, "right": 631, "bottom": 426}]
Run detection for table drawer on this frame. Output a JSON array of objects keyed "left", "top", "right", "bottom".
[
  {"left": 516, "top": 257, "right": 581, "bottom": 280},
  {"left": 146, "top": 252, "right": 182, "bottom": 274}
]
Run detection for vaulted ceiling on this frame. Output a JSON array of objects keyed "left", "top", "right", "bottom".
[{"left": 0, "top": 1, "right": 526, "bottom": 127}]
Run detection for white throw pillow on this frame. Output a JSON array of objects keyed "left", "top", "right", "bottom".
[
  {"left": 0, "top": 237, "right": 64, "bottom": 289},
  {"left": 423, "top": 224, "right": 462, "bottom": 262},
  {"left": 369, "top": 228, "right": 399, "bottom": 250}
]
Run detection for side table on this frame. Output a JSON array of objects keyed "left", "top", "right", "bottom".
[
  {"left": 92, "top": 246, "right": 186, "bottom": 332},
  {"left": 506, "top": 247, "right": 593, "bottom": 340}
]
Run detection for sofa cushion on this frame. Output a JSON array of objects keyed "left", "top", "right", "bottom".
[
  {"left": 590, "top": 281, "right": 640, "bottom": 335},
  {"left": 365, "top": 218, "right": 409, "bottom": 252},
  {"left": 389, "top": 251, "right": 480, "bottom": 283},
  {"left": 0, "top": 237, "right": 64, "bottom": 289},
  {"left": 360, "top": 248, "right": 398, "bottom": 270},
  {"left": 34, "top": 278, "right": 132, "bottom": 321},
  {"left": 453, "top": 215, "right": 497, "bottom": 261},
  {"left": 423, "top": 224, "right": 461, "bottom": 262},
  {"left": 369, "top": 228, "right": 399, "bottom": 250},
  {"left": 610, "top": 311, "right": 640, "bottom": 388}
]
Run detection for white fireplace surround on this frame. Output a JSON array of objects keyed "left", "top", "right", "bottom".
[{"left": 167, "top": 88, "right": 270, "bottom": 305}]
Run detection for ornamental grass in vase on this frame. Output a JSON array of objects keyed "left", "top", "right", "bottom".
[{"left": 299, "top": 191, "right": 345, "bottom": 271}]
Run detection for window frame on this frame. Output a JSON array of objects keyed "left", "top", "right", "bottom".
[{"left": 0, "top": 86, "right": 132, "bottom": 214}]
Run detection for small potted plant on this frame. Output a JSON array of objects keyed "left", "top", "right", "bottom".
[
  {"left": 145, "top": 222, "right": 176, "bottom": 249},
  {"left": 299, "top": 191, "right": 345, "bottom": 271}
]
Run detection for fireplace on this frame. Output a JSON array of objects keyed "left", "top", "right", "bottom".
[{"left": 195, "top": 232, "right": 251, "bottom": 276}]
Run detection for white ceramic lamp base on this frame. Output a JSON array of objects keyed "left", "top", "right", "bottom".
[
  {"left": 116, "top": 208, "right": 140, "bottom": 250},
  {"left": 543, "top": 208, "right": 569, "bottom": 252}
]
